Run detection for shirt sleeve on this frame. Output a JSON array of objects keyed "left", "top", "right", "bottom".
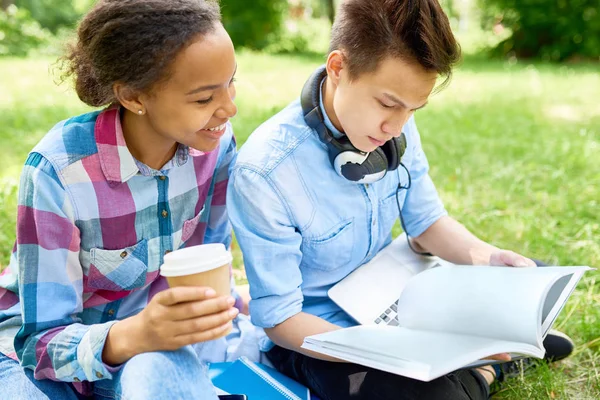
[
  {"left": 227, "top": 166, "right": 304, "bottom": 328},
  {"left": 401, "top": 117, "right": 448, "bottom": 237},
  {"left": 14, "top": 153, "right": 119, "bottom": 383}
]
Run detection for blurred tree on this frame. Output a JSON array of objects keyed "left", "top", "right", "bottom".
[
  {"left": 0, "top": 4, "right": 49, "bottom": 56},
  {"left": 1, "top": 1, "right": 15, "bottom": 10},
  {"left": 221, "top": 0, "right": 287, "bottom": 49},
  {"left": 480, "top": 0, "right": 600, "bottom": 61},
  {"left": 323, "top": 0, "right": 335, "bottom": 23},
  {"left": 441, "top": 0, "right": 460, "bottom": 21},
  {"left": 73, "top": 0, "right": 96, "bottom": 14},
  {"left": 15, "top": 0, "right": 79, "bottom": 33}
]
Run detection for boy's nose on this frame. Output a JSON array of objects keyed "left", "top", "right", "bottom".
[{"left": 382, "top": 123, "right": 404, "bottom": 138}]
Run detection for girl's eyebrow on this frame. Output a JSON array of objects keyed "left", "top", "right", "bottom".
[
  {"left": 185, "top": 64, "right": 238, "bottom": 95},
  {"left": 186, "top": 84, "right": 221, "bottom": 95}
]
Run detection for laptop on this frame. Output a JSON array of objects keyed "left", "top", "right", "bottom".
[{"left": 328, "top": 234, "right": 451, "bottom": 326}]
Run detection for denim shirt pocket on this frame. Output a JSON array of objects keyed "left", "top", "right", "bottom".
[
  {"left": 88, "top": 239, "right": 149, "bottom": 291},
  {"left": 301, "top": 218, "right": 355, "bottom": 271},
  {"left": 181, "top": 205, "right": 206, "bottom": 244},
  {"left": 379, "top": 190, "right": 403, "bottom": 238}
]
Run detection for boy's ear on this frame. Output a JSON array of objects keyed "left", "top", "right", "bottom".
[
  {"left": 113, "top": 82, "right": 146, "bottom": 115},
  {"left": 326, "top": 50, "right": 345, "bottom": 87}
]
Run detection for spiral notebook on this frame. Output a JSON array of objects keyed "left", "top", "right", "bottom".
[{"left": 209, "top": 357, "right": 311, "bottom": 400}]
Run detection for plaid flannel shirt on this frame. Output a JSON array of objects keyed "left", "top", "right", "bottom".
[{"left": 0, "top": 107, "right": 235, "bottom": 395}]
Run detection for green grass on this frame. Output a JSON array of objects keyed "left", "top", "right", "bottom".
[{"left": 1, "top": 52, "right": 599, "bottom": 399}]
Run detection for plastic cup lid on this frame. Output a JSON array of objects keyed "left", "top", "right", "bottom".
[{"left": 160, "top": 243, "right": 232, "bottom": 277}]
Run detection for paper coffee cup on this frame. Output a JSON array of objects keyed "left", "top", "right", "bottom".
[{"left": 160, "top": 244, "right": 232, "bottom": 297}]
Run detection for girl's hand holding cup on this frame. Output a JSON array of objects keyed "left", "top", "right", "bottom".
[
  {"left": 132, "top": 285, "right": 238, "bottom": 353},
  {"left": 104, "top": 244, "right": 237, "bottom": 364}
]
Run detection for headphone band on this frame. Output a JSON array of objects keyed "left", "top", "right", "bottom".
[{"left": 300, "top": 65, "right": 335, "bottom": 146}]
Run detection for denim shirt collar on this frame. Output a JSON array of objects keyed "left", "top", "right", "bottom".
[{"left": 318, "top": 78, "right": 344, "bottom": 139}]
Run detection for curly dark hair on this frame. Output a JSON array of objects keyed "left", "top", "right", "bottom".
[
  {"left": 61, "top": 0, "right": 221, "bottom": 107},
  {"left": 330, "top": 0, "right": 461, "bottom": 87}
]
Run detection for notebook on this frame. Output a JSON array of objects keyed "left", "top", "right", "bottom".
[{"left": 209, "top": 357, "right": 311, "bottom": 400}]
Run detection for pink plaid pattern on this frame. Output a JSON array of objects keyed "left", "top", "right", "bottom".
[{"left": 0, "top": 108, "right": 236, "bottom": 396}]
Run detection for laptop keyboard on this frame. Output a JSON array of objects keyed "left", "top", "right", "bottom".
[
  {"left": 374, "top": 299, "right": 400, "bottom": 326},
  {"left": 372, "top": 262, "right": 443, "bottom": 327}
]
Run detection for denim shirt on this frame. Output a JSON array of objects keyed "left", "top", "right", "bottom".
[{"left": 228, "top": 98, "right": 446, "bottom": 349}]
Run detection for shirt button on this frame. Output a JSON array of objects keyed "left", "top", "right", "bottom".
[
  {"left": 95, "top": 371, "right": 104, "bottom": 379},
  {"left": 159, "top": 176, "right": 166, "bottom": 180},
  {"left": 73, "top": 377, "right": 80, "bottom": 382},
  {"left": 107, "top": 309, "right": 115, "bottom": 316},
  {"left": 120, "top": 251, "right": 128, "bottom": 259},
  {"left": 161, "top": 210, "right": 169, "bottom": 218},
  {"left": 372, "top": 219, "right": 377, "bottom": 226}
]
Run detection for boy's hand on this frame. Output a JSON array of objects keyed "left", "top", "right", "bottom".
[{"left": 489, "top": 250, "right": 537, "bottom": 268}]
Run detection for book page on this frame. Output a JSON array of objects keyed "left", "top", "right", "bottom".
[
  {"left": 395, "top": 266, "right": 583, "bottom": 346},
  {"left": 539, "top": 267, "right": 590, "bottom": 335},
  {"left": 302, "top": 325, "right": 543, "bottom": 382}
]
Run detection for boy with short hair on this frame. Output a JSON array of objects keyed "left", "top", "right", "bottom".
[{"left": 228, "top": 1, "right": 573, "bottom": 398}]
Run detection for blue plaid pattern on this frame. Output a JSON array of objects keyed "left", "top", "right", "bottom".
[{"left": 0, "top": 107, "right": 236, "bottom": 395}]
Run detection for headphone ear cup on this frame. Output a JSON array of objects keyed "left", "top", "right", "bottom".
[
  {"left": 334, "top": 151, "right": 370, "bottom": 181},
  {"left": 380, "top": 140, "right": 398, "bottom": 171},
  {"left": 333, "top": 146, "right": 388, "bottom": 182},
  {"left": 363, "top": 147, "right": 389, "bottom": 174},
  {"left": 380, "top": 134, "right": 407, "bottom": 171}
]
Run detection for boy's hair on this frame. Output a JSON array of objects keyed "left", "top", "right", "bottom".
[
  {"left": 61, "top": 0, "right": 221, "bottom": 107},
  {"left": 329, "top": 0, "right": 461, "bottom": 85}
]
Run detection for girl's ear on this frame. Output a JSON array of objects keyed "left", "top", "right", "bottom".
[
  {"left": 326, "top": 50, "right": 345, "bottom": 88},
  {"left": 113, "top": 83, "right": 146, "bottom": 115}
]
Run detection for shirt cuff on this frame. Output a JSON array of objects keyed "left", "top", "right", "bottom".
[
  {"left": 249, "top": 289, "right": 303, "bottom": 329},
  {"left": 407, "top": 208, "right": 447, "bottom": 238},
  {"left": 76, "top": 321, "right": 122, "bottom": 382}
]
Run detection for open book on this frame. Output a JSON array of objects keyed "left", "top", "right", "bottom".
[{"left": 302, "top": 264, "right": 591, "bottom": 382}]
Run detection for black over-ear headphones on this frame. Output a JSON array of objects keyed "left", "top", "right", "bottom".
[{"left": 301, "top": 65, "right": 407, "bottom": 184}]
